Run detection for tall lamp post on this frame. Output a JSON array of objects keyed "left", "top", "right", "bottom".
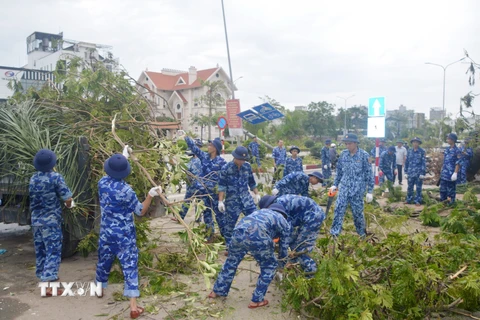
[
  {"left": 337, "top": 95, "right": 355, "bottom": 136},
  {"left": 425, "top": 57, "right": 465, "bottom": 141},
  {"left": 221, "top": 0, "right": 236, "bottom": 99}
]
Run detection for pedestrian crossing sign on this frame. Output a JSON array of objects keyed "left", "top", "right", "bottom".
[{"left": 368, "top": 97, "right": 385, "bottom": 117}]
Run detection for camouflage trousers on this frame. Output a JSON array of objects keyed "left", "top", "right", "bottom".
[
  {"left": 383, "top": 170, "right": 395, "bottom": 183},
  {"left": 322, "top": 167, "right": 331, "bottom": 186},
  {"left": 202, "top": 193, "right": 220, "bottom": 239},
  {"left": 330, "top": 192, "right": 366, "bottom": 237},
  {"left": 180, "top": 186, "right": 199, "bottom": 220},
  {"left": 406, "top": 176, "right": 423, "bottom": 204},
  {"left": 459, "top": 166, "right": 468, "bottom": 185},
  {"left": 290, "top": 211, "right": 325, "bottom": 274},
  {"left": 33, "top": 225, "right": 62, "bottom": 282},
  {"left": 95, "top": 235, "right": 139, "bottom": 297},
  {"left": 440, "top": 179, "right": 457, "bottom": 204},
  {"left": 213, "top": 228, "right": 278, "bottom": 302},
  {"left": 217, "top": 193, "right": 256, "bottom": 246}
]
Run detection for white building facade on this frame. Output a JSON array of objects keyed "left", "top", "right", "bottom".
[{"left": 137, "top": 66, "right": 235, "bottom": 138}]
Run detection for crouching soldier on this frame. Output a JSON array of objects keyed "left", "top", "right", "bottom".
[
  {"left": 30, "top": 149, "right": 74, "bottom": 296},
  {"left": 259, "top": 194, "right": 325, "bottom": 276},
  {"left": 272, "top": 171, "right": 323, "bottom": 197},
  {"left": 208, "top": 204, "right": 291, "bottom": 309},
  {"left": 379, "top": 146, "right": 397, "bottom": 184},
  {"left": 95, "top": 153, "right": 161, "bottom": 319},
  {"left": 217, "top": 146, "right": 260, "bottom": 247}
]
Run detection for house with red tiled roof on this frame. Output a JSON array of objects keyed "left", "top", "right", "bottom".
[{"left": 137, "top": 65, "right": 236, "bottom": 137}]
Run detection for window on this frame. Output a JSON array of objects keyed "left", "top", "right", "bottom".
[
  {"left": 216, "top": 73, "right": 219, "bottom": 78},
  {"left": 176, "top": 104, "right": 181, "bottom": 110},
  {"left": 176, "top": 112, "right": 182, "bottom": 120},
  {"left": 194, "top": 103, "right": 198, "bottom": 107},
  {"left": 145, "top": 77, "right": 149, "bottom": 81}
]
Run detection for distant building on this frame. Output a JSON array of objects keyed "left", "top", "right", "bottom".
[
  {"left": 294, "top": 106, "right": 307, "bottom": 111},
  {"left": 137, "top": 66, "right": 235, "bottom": 136},
  {"left": 24, "top": 31, "right": 119, "bottom": 72},
  {"left": 430, "top": 108, "right": 445, "bottom": 121},
  {"left": 386, "top": 105, "right": 425, "bottom": 131},
  {"left": 0, "top": 66, "right": 56, "bottom": 101},
  {"left": 1, "top": 31, "right": 119, "bottom": 101}
]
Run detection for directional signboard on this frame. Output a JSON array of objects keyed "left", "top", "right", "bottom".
[
  {"left": 237, "top": 109, "right": 267, "bottom": 124},
  {"left": 367, "top": 96, "right": 385, "bottom": 138},
  {"left": 368, "top": 97, "right": 385, "bottom": 117},
  {"left": 252, "top": 103, "right": 284, "bottom": 121}
]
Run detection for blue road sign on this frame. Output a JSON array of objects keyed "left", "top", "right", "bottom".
[
  {"left": 237, "top": 110, "right": 267, "bottom": 124},
  {"left": 217, "top": 116, "right": 227, "bottom": 129},
  {"left": 368, "top": 97, "right": 385, "bottom": 117},
  {"left": 252, "top": 103, "right": 284, "bottom": 121}
]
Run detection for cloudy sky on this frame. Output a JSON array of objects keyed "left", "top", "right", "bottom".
[{"left": 1, "top": 0, "right": 479, "bottom": 118}]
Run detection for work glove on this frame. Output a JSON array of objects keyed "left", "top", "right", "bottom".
[
  {"left": 451, "top": 172, "right": 457, "bottom": 181},
  {"left": 272, "top": 188, "right": 279, "bottom": 196},
  {"left": 404, "top": 174, "right": 408, "bottom": 180},
  {"left": 148, "top": 186, "right": 162, "bottom": 197},
  {"left": 122, "top": 145, "right": 131, "bottom": 159},
  {"left": 323, "top": 165, "right": 328, "bottom": 170},
  {"left": 366, "top": 193, "right": 373, "bottom": 203},
  {"left": 394, "top": 170, "right": 398, "bottom": 175},
  {"left": 65, "top": 199, "right": 75, "bottom": 208},
  {"left": 419, "top": 175, "right": 425, "bottom": 180},
  {"left": 329, "top": 164, "right": 332, "bottom": 168},
  {"left": 253, "top": 193, "right": 261, "bottom": 204},
  {"left": 329, "top": 186, "right": 337, "bottom": 193},
  {"left": 218, "top": 201, "right": 226, "bottom": 213}
]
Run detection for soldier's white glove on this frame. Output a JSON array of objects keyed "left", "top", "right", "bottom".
[
  {"left": 419, "top": 175, "right": 425, "bottom": 180},
  {"left": 404, "top": 174, "right": 408, "bottom": 180},
  {"left": 329, "top": 164, "right": 332, "bottom": 168},
  {"left": 253, "top": 193, "right": 261, "bottom": 204},
  {"left": 323, "top": 165, "right": 328, "bottom": 169},
  {"left": 366, "top": 193, "right": 373, "bottom": 203},
  {"left": 148, "top": 186, "right": 162, "bottom": 197},
  {"left": 451, "top": 172, "right": 457, "bottom": 181},
  {"left": 218, "top": 201, "right": 226, "bottom": 213},
  {"left": 122, "top": 145, "right": 131, "bottom": 159},
  {"left": 329, "top": 186, "right": 337, "bottom": 193},
  {"left": 272, "top": 188, "right": 279, "bottom": 196},
  {"left": 66, "top": 199, "right": 75, "bottom": 208}
]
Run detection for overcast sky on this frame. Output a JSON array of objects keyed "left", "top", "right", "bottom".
[{"left": 1, "top": 0, "right": 479, "bottom": 118}]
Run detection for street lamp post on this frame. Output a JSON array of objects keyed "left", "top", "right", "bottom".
[
  {"left": 337, "top": 95, "right": 355, "bottom": 136},
  {"left": 221, "top": 0, "right": 236, "bottom": 99},
  {"left": 425, "top": 57, "right": 465, "bottom": 141}
]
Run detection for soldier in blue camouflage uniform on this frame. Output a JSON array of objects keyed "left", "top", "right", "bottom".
[
  {"left": 179, "top": 150, "right": 202, "bottom": 220},
  {"left": 272, "top": 140, "right": 287, "bottom": 181},
  {"left": 184, "top": 135, "right": 226, "bottom": 238},
  {"left": 371, "top": 138, "right": 388, "bottom": 185},
  {"left": 330, "top": 134, "right": 374, "bottom": 237},
  {"left": 379, "top": 146, "right": 397, "bottom": 183},
  {"left": 248, "top": 136, "right": 261, "bottom": 168},
  {"left": 96, "top": 153, "right": 161, "bottom": 317},
  {"left": 259, "top": 195, "right": 325, "bottom": 276},
  {"left": 272, "top": 171, "right": 323, "bottom": 198},
  {"left": 208, "top": 204, "right": 291, "bottom": 309},
  {"left": 284, "top": 146, "right": 303, "bottom": 177},
  {"left": 321, "top": 139, "right": 332, "bottom": 186},
  {"left": 218, "top": 146, "right": 260, "bottom": 246},
  {"left": 29, "top": 149, "right": 73, "bottom": 291},
  {"left": 404, "top": 137, "right": 426, "bottom": 205},
  {"left": 459, "top": 139, "right": 474, "bottom": 185},
  {"left": 440, "top": 133, "right": 462, "bottom": 204}
]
